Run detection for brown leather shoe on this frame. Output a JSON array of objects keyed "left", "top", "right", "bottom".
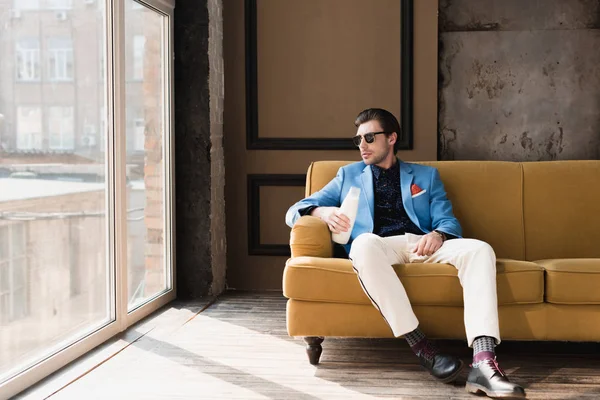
[{"left": 466, "top": 358, "right": 526, "bottom": 399}]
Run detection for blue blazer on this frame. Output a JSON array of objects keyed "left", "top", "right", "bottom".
[{"left": 285, "top": 160, "right": 463, "bottom": 254}]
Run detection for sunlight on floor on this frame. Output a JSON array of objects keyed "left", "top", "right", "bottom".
[{"left": 46, "top": 313, "right": 379, "bottom": 399}]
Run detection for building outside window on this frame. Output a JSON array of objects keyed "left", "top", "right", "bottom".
[
  {"left": 128, "top": 107, "right": 145, "bottom": 152},
  {"left": 133, "top": 35, "right": 145, "bottom": 81},
  {"left": 13, "top": 0, "right": 40, "bottom": 10},
  {"left": 82, "top": 123, "right": 98, "bottom": 148},
  {"left": 14, "top": 0, "right": 73, "bottom": 10},
  {"left": 46, "top": 0, "right": 73, "bottom": 10},
  {"left": 48, "top": 38, "right": 74, "bottom": 82},
  {"left": 16, "top": 38, "right": 40, "bottom": 82},
  {"left": 16, "top": 107, "right": 43, "bottom": 150},
  {"left": 0, "top": 224, "right": 28, "bottom": 325},
  {"left": 48, "top": 107, "right": 75, "bottom": 150}
]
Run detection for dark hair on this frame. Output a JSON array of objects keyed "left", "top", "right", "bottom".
[{"left": 354, "top": 108, "right": 401, "bottom": 154}]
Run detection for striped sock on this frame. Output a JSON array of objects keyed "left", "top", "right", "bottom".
[{"left": 472, "top": 336, "right": 496, "bottom": 367}]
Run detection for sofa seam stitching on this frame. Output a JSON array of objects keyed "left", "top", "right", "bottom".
[
  {"left": 286, "top": 296, "right": 544, "bottom": 307},
  {"left": 287, "top": 265, "right": 543, "bottom": 275}
]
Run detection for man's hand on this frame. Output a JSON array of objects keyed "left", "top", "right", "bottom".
[
  {"left": 412, "top": 231, "right": 444, "bottom": 256},
  {"left": 311, "top": 207, "right": 351, "bottom": 234}
]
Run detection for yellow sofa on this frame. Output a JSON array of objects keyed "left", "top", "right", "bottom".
[{"left": 283, "top": 160, "right": 600, "bottom": 364}]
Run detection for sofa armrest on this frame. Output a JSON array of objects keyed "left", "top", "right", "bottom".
[{"left": 290, "top": 216, "right": 333, "bottom": 258}]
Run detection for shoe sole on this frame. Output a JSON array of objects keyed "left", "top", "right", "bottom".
[
  {"left": 465, "top": 381, "right": 526, "bottom": 399},
  {"left": 435, "top": 359, "right": 465, "bottom": 384}
]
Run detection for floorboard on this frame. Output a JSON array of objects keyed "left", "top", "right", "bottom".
[{"left": 17, "top": 292, "right": 600, "bottom": 400}]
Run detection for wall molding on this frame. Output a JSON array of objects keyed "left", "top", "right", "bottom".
[
  {"left": 245, "top": 0, "right": 414, "bottom": 150},
  {"left": 247, "top": 174, "right": 306, "bottom": 256}
]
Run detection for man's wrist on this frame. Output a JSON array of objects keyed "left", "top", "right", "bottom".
[{"left": 433, "top": 230, "right": 446, "bottom": 242}]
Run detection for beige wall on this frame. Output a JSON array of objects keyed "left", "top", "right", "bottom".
[{"left": 223, "top": 0, "right": 439, "bottom": 290}]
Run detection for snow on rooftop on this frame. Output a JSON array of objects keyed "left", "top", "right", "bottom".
[{"left": 0, "top": 178, "right": 106, "bottom": 203}]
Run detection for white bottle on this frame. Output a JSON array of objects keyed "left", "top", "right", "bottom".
[{"left": 332, "top": 186, "right": 361, "bottom": 245}]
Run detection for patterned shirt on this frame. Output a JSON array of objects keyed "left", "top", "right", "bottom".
[{"left": 371, "top": 161, "right": 424, "bottom": 237}]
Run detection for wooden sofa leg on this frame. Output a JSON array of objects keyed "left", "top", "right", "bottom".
[{"left": 304, "top": 336, "right": 324, "bottom": 365}]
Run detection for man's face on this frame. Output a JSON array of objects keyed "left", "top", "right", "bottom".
[{"left": 355, "top": 120, "right": 396, "bottom": 166}]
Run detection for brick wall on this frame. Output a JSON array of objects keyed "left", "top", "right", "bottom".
[{"left": 174, "top": 0, "right": 218, "bottom": 299}]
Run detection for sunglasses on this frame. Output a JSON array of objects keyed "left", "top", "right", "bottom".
[{"left": 352, "top": 131, "right": 390, "bottom": 146}]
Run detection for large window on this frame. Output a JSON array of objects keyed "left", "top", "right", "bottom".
[
  {"left": 48, "top": 37, "right": 74, "bottom": 81},
  {"left": 16, "top": 38, "right": 40, "bottom": 82},
  {"left": 0, "top": 1, "right": 175, "bottom": 398}
]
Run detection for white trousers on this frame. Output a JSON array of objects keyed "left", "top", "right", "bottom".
[{"left": 348, "top": 233, "right": 500, "bottom": 347}]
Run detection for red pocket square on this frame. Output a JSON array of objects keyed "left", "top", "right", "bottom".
[{"left": 410, "top": 183, "right": 424, "bottom": 196}]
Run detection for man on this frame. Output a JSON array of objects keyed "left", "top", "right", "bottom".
[{"left": 285, "top": 108, "right": 525, "bottom": 399}]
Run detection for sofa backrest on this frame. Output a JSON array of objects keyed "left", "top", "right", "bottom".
[
  {"left": 421, "top": 161, "right": 525, "bottom": 260},
  {"left": 306, "top": 160, "right": 525, "bottom": 260},
  {"left": 523, "top": 161, "right": 600, "bottom": 260}
]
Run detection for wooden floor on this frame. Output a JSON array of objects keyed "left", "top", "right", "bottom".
[{"left": 18, "top": 292, "right": 600, "bottom": 399}]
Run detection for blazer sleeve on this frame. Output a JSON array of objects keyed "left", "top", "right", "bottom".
[
  {"left": 429, "top": 168, "right": 463, "bottom": 238},
  {"left": 285, "top": 167, "right": 345, "bottom": 228}
]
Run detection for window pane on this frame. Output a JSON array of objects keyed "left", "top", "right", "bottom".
[
  {"left": 125, "top": 1, "right": 168, "bottom": 310},
  {"left": 16, "top": 107, "right": 43, "bottom": 150},
  {"left": 48, "top": 106, "right": 75, "bottom": 150},
  {"left": 48, "top": 37, "right": 74, "bottom": 81},
  {"left": 0, "top": 3, "right": 110, "bottom": 385},
  {"left": 16, "top": 38, "right": 40, "bottom": 82}
]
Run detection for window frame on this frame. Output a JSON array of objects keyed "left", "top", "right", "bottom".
[{"left": 0, "top": 1, "right": 176, "bottom": 398}]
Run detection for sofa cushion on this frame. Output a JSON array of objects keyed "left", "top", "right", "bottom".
[
  {"left": 523, "top": 161, "right": 600, "bottom": 260},
  {"left": 283, "top": 256, "right": 544, "bottom": 306},
  {"left": 537, "top": 259, "right": 600, "bottom": 304}
]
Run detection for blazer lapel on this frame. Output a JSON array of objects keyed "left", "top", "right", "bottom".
[
  {"left": 360, "top": 165, "right": 374, "bottom": 219},
  {"left": 400, "top": 162, "right": 419, "bottom": 227}
]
